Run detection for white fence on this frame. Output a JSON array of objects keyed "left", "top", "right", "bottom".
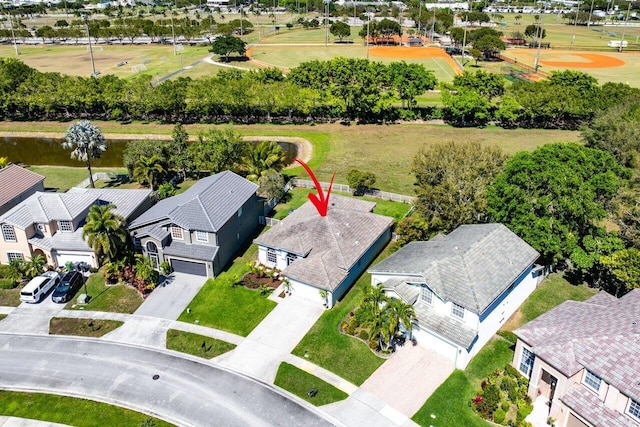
[
  {"left": 291, "top": 179, "right": 415, "bottom": 204},
  {"left": 74, "top": 172, "right": 115, "bottom": 189},
  {"left": 259, "top": 216, "right": 281, "bottom": 226}
]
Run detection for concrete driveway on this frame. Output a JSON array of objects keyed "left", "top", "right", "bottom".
[
  {"left": 0, "top": 334, "right": 337, "bottom": 427},
  {"left": 134, "top": 272, "right": 207, "bottom": 320},
  {"left": 0, "top": 293, "right": 66, "bottom": 334}
]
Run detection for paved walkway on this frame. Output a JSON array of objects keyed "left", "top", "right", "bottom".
[
  {"left": 526, "top": 395, "right": 551, "bottom": 427},
  {"left": 134, "top": 273, "right": 207, "bottom": 320},
  {"left": 0, "top": 417, "right": 70, "bottom": 427}
]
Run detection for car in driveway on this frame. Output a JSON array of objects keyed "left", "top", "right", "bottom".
[
  {"left": 51, "top": 271, "right": 84, "bottom": 304},
  {"left": 20, "top": 271, "right": 60, "bottom": 303}
]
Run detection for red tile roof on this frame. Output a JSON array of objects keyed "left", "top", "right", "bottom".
[{"left": 0, "top": 164, "right": 45, "bottom": 207}]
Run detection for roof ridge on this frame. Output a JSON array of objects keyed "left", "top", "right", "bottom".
[
  {"left": 453, "top": 250, "right": 480, "bottom": 311},
  {"left": 196, "top": 194, "right": 216, "bottom": 231},
  {"left": 57, "top": 193, "right": 73, "bottom": 219},
  {"left": 325, "top": 215, "right": 347, "bottom": 268}
]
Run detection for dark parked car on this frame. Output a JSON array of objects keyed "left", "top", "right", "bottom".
[{"left": 51, "top": 271, "right": 84, "bottom": 303}]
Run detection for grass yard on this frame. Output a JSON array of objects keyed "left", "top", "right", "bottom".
[
  {"left": 177, "top": 242, "right": 276, "bottom": 336},
  {"left": 274, "top": 362, "right": 349, "bottom": 406},
  {"left": 502, "top": 273, "right": 597, "bottom": 331},
  {"left": 27, "top": 166, "right": 126, "bottom": 192},
  {"left": 65, "top": 273, "right": 144, "bottom": 314},
  {"left": 166, "top": 329, "right": 236, "bottom": 359},
  {"left": 292, "top": 257, "right": 386, "bottom": 385},
  {"left": 0, "top": 390, "right": 173, "bottom": 427},
  {"left": 412, "top": 338, "right": 514, "bottom": 427},
  {"left": 0, "top": 314, "right": 6, "bottom": 321},
  {"left": 0, "top": 287, "right": 21, "bottom": 307},
  {"left": 49, "top": 317, "right": 123, "bottom": 338}
]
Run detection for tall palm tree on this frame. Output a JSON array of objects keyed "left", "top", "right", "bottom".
[
  {"left": 242, "top": 141, "right": 287, "bottom": 181},
  {"left": 387, "top": 297, "right": 416, "bottom": 340},
  {"left": 24, "top": 254, "right": 46, "bottom": 279},
  {"left": 134, "top": 155, "right": 165, "bottom": 191},
  {"left": 63, "top": 120, "right": 107, "bottom": 188},
  {"left": 82, "top": 204, "right": 128, "bottom": 264},
  {"left": 361, "top": 284, "right": 388, "bottom": 318}
]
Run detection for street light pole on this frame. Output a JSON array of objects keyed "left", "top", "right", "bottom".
[
  {"left": 587, "top": 0, "right": 595, "bottom": 29},
  {"left": 324, "top": 0, "right": 330, "bottom": 46},
  {"left": 7, "top": 10, "right": 19, "bottom": 56},
  {"left": 170, "top": 9, "right": 177, "bottom": 55},
  {"left": 619, "top": 0, "right": 633, "bottom": 52},
  {"left": 570, "top": 1, "right": 581, "bottom": 45},
  {"left": 461, "top": 4, "right": 469, "bottom": 68},
  {"left": 366, "top": 10, "right": 370, "bottom": 59},
  {"left": 83, "top": 15, "right": 97, "bottom": 78},
  {"left": 417, "top": 0, "right": 422, "bottom": 35}
]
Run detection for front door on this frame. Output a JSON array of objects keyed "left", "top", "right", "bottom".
[{"left": 540, "top": 369, "right": 558, "bottom": 404}]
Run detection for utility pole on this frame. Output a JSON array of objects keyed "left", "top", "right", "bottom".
[
  {"left": 619, "top": 0, "right": 633, "bottom": 52},
  {"left": 170, "top": 8, "right": 177, "bottom": 55},
  {"left": 324, "top": 0, "right": 330, "bottom": 46},
  {"left": 366, "top": 10, "right": 370, "bottom": 59},
  {"left": 6, "top": 9, "right": 19, "bottom": 56},
  {"left": 461, "top": 5, "right": 469, "bottom": 68},
  {"left": 83, "top": 15, "right": 97, "bottom": 78}
]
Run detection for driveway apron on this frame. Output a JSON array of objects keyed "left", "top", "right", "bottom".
[
  {"left": 133, "top": 273, "right": 206, "bottom": 320},
  {"left": 0, "top": 297, "right": 66, "bottom": 334}
]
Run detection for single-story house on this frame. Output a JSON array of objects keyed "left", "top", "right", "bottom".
[
  {"left": 254, "top": 194, "right": 393, "bottom": 307},
  {"left": 368, "top": 223, "right": 541, "bottom": 369},
  {"left": 128, "top": 171, "right": 262, "bottom": 277},
  {"left": 513, "top": 289, "right": 640, "bottom": 427},
  {"left": 0, "top": 164, "right": 45, "bottom": 216},
  {"left": 0, "top": 187, "right": 152, "bottom": 267}
]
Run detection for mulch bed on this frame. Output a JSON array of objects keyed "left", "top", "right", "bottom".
[{"left": 240, "top": 272, "right": 282, "bottom": 290}]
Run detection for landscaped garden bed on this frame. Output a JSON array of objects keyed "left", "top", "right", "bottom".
[{"left": 236, "top": 263, "right": 284, "bottom": 296}]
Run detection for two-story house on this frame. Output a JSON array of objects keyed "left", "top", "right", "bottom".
[
  {"left": 254, "top": 195, "right": 393, "bottom": 307},
  {"left": 0, "top": 188, "right": 152, "bottom": 267},
  {"left": 128, "top": 171, "right": 262, "bottom": 278},
  {"left": 513, "top": 289, "right": 640, "bottom": 427},
  {"left": 0, "top": 164, "right": 45, "bottom": 216},
  {"left": 368, "top": 223, "right": 541, "bottom": 369}
]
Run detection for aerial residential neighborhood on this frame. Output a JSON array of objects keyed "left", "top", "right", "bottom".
[{"left": 0, "top": 0, "right": 639, "bottom": 426}]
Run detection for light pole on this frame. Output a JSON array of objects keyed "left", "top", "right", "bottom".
[
  {"left": 534, "top": 21, "right": 544, "bottom": 72},
  {"left": 461, "top": 5, "right": 469, "bottom": 68},
  {"left": 430, "top": 7, "right": 436, "bottom": 41},
  {"left": 587, "top": 0, "right": 595, "bottom": 29},
  {"left": 83, "top": 15, "right": 98, "bottom": 78},
  {"left": 324, "top": 0, "right": 330, "bottom": 46},
  {"left": 417, "top": 0, "right": 422, "bottom": 36},
  {"left": 366, "top": 10, "right": 371, "bottom": 59},
  {"left": 6, "top": 9, "right": 19, "bottom": 56},
  {"left": 570, "top": 1, "right": 581, "bottom": 45},
  {"left": 170, "top": 8, "right": 177, "bottom": 55},
  {"left": 619, "top": 0, "right": 633, "bottom": 52}
]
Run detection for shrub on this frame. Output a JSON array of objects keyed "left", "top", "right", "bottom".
[
  {"left": 358, "top": 330, "right": 370, "bottom": 341},
  {"left": 493, "top": 408, "right": 506, "bottom": 424},
  {"left": 497, "top": 330, "right": 518, "bottom": 344},
  {"left": 505, "top": 364, "right": 520, "bottom": 378},
  {"left": 501, "top": 400, "right": 510, "bottom": 412},
  {"left": 500, "top": 376, "right": 517, "bottom": 393},
  {"left": 0, "top": 278, "right": 16, "bottom": 289},
  {"left": 476, "top": 383, "right": 501, "bottom": 418},
  {"left": 516, "top": 402, "right": 533, "bottom": 421}
]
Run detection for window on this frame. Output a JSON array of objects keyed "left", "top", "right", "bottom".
[
  {"left": 420, "top": 286, "right": 433, "bottom": 305},
  {"left": 146, "top": 241, "right": 158, "bottom": 254},
  {"left": 7, "top": 252, "right": 23, "bottom": 262},
  {"left": 196, "top": 231, "right": 208, "bottom": 242},
  {"left": 266, "top": 248, "right": 277, "bottom": 264},
  {"left": 451, "top": 303, "right": 465, "bottom": 320},
  {"left": 171, "top": 226, "right": 183, "bottom": 240},
  {"left": 58, "top": 220, "right": 73, "bottom": 233},
  {"left": 286, "top": 253, "right": 296, "bottom": 266},
  {"left": 628, "top": 399, "right": 640, "bottom": 421},
  {"left": 519, "top": 347, "right": 535, "bottom": 378},
  {"left": 583, "top": 370, "right": 601, "bottom": 393},
  {"left": 2, "top": 224, "right": 16, "bottom": 242}
]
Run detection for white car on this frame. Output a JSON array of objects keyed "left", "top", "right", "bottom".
[{"left": 20, "top": 271, "right": 60, "bottom": 304}]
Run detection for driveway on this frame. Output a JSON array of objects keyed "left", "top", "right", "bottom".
[
  {"left": 0, "top": 334, "right": 337, "bottom": 427},
  {"left": 0, "top": 296, "right": 66, "bottom": 334},
  {"left": 134, "top": 272, "right": 207, "bottom": 320}
]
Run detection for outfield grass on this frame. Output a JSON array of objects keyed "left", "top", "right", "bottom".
[
  {"left": 27, "top": 166, "right": 126, "bottom": 192},
  {"left": 166, "top": 329, "right": 236, "bottom": 359},
  {"left": 292, "top": 255, "right": 386, "bottom": 385},
  {"left": 65, "top": 273, "right": 144, "bottom": 314},
  {"left": 177, "top": 242, "right": 276, "bottom": 336},
  {"left": 0, "top": 390, "right": 173, "bottom": 427},
  {"left": 274, "top": 362, "right": 349, "bottom": 406},
  {"left": 49, "top": 317, "right": 123, "bottom": 338}
]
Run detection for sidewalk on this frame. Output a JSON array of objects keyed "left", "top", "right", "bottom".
[{"left": 0, "top": 417, "right": 70, "bottom": 427}]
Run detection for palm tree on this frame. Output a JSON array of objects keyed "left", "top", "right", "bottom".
[
  {"left": 242, "top": 141, "right": 287, "bottom": 181},
  {"left": 63, "top": 120, "right": 107, "bottom": 188},
  {"left": 133, "top": 155, "right": 165, "bottom": 191},
  {"left": 387, "top": 297, "right": 416, "bottom": 340},
  {"left": 361, "top": 284, "right": 388, "bottom": 318},
  {"left": 24, "top": 254, "right": 46, "bottom": 279},
  {"left": 0, "top": 157, "right": 8, "bottom": 169},
  {"left": 82, "top": 204, "right": 128, "bottom": 264}
]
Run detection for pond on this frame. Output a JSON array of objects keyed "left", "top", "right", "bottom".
[{"left": 0, "top": 137, "right": 298, "bottom": 168}]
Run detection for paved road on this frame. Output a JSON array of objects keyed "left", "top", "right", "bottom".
[{"left": 0, "top": 334, "right": 337, "bottom": 427}]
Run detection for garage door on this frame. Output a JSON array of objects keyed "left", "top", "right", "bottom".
[
  {"left": 566, "top": 413, "right": 589, "bottom": 427},
  {"left": 170, "top": 259, "right": 207, "bottom": 276},
  {"left": 55, "top": 252, "right": 93, "bottom": 267}
]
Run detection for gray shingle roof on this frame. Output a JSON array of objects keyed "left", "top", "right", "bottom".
[
  {"left": 368, "top": 224, "right": 539, "bottom": 314},
  {"left": 0, "top": 164, "right": 44, "bottom": 207},
  {"left": 29, "top": 228, "right": 91, "bottom": 252},
  {"left": 515, "top": 289, "right": 640, "bottom": 401},
  {"left": 163, "top": 241, "right": 218, "bottom": 262},
  {"left": 254, "top": 195, "right": 393, "bottom": 291},
  {"left": 128, "top": 171, "right": 258, "bottom": 232},
  {"left": 67, "top": 188, "right": 152, "bottom": 220},
  {"left": 561, "top": 386, "right": 638, "bottom": 427},
  {"left": 135, "top": 224, "right": 170, "bottom": 242},
  {"left": 414, "top": 302, "right": 477, "bottom": 348},
  {"left": 381, "top": 278, "right": 420, "bottom": 305}
]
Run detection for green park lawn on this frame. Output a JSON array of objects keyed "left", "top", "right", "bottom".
[
  {"left": 166, "top": 329, "right": 236, "bottom": 359},
  {"left": 27, "top": 166, "right": 126, "bottom": 192},
  {"left": 0, "top": 390, "right": 173, "bottom": 427},
  {"left": 64, "top": 272, "right": 144, "bottom": 314},
  {"left": 177, "top": 243, "right": 276, "bottom": 336},
  {"left": 49, "top": 317, "right": 123, "bottom": 338},
  {"left": 274, "top": 362, "right": 349, "bottom": 406}
]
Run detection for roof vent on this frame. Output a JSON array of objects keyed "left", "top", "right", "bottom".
[
  {"left": 633, "top": 321, "right": 638, "bottom": 326},
  {"left": 355, "top": 240, "right": 359, "bottom": 245},
  {"left": 346, "top": 223, "right": 350, "bottom": 227},
  {"left": 454, "top": 246, "right": 458, "bottom": 250},
  {"left": 336, "top": 231, "right": 341, "bottom": 236}
]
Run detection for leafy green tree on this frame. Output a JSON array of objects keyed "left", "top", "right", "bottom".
[
  {"left": 600, "top": 248, "right": 640, "bottom": 294},
  {"left": 134, "top": 155, "right": 165, "bottom": 191},
  {"left": 122, "top": 139, "right": 171, "bottom": 177},
  {"left": 0, "top": 157, "right": 8, "bottom": 169},
  {"left": 82, "top": 204, "right": 128, "bottom": 264},
  {"left": 441, "top": 89, "right": 491, "bottom": 126},
  {"left": 330, "top": 21, "right": 350, "bottom": 41},
  {"left": 209, "top": 34, "right": 247, "bottom": 62},
  {"left": 412, "top": 140, "right": 506, "bottom": 233},
  {"left": 391, "top": 217, "right": 431, "bottom": 251},
  {"left": 242, "top": 140, "right": 287, "bottom": 181},
  {"left": 494, "top": 95, "right": 522, "bottom": 128},
  {"left": 387, "top": 61, "right": 436, "bottom": 109},
  {"left": 346, "top": 169, "right": 377, "bottom": 196},
  {"left": 453, "top": 70, "right": 504, "bottom": 98},
  {"left": 189, "top": 129, "right": 248, "bottom": 173},
  {"left": 524, "top": 24, "right": 545, "bottom": 41},
  {"left": 472, "top": 35, "right": 506, "bottom": 58},
  {"left": 24, "top": 254, "right": 46, "bottom": 279},
  {"left": 63, "top": 120, "right": 107, "bottom": 188},
  {"left": 487, "top": 143, "right": 630, "bottom": 266},
  {"left": 258, "top": 169, "right": 285, "bottom": 200},
  {"left": 156, "top": 182, "right": 176, "bottom": 200},
  {"left": 170, "top": 123, "right": 194, "bottom": 179}
]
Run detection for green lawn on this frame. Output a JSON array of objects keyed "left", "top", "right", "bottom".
[
  {"left": 177, "top": 243, "right": 276, "bottom": 336},
  {"left": 49, "top": 317, "right": 123, "bottom": 338},
  {"left": 166, "top": 329, "right": 236, "bottom": 359},
  {"left": 27, "top": 166, "right": 126, "bottom": 192},
  {"left": 274, "top": 362, "right": 349, "bottom": 406},
  {"left": 412, "top": 339, "right": 514, "bottom": 427},
  {"left": 0, "top": 390, "right": 173, "bottom": 427},
  {"left": 0, "top": 314, "right": 6, "bottom": 321},
  {"left": 65, "top": 273, "right": 144, "bottom": 314},
  {"left": 292, "top": 262, "right": 385, "bottom": 386},
  {"left": 0, "top": 287, "right": 21, "bottom": 307}
]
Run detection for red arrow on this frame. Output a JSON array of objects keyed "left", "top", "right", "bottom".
[{"left": 295, "top": 158, "right": 335, "bottom": 217}]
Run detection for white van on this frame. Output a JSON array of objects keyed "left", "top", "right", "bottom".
[{"left": 20, "top": 271, "right": 60, "bottom": 303}]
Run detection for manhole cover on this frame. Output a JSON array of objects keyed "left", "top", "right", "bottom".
[{"left": 152, "top": 374, "right": 160, "bottom": 380}]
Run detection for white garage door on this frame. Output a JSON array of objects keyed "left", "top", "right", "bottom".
[
  {"left": 55, "top": 252, "right": 93, "bottom": 267},
  {"left": 412, "top": 328, "right": 459, "bottom": 362}
]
